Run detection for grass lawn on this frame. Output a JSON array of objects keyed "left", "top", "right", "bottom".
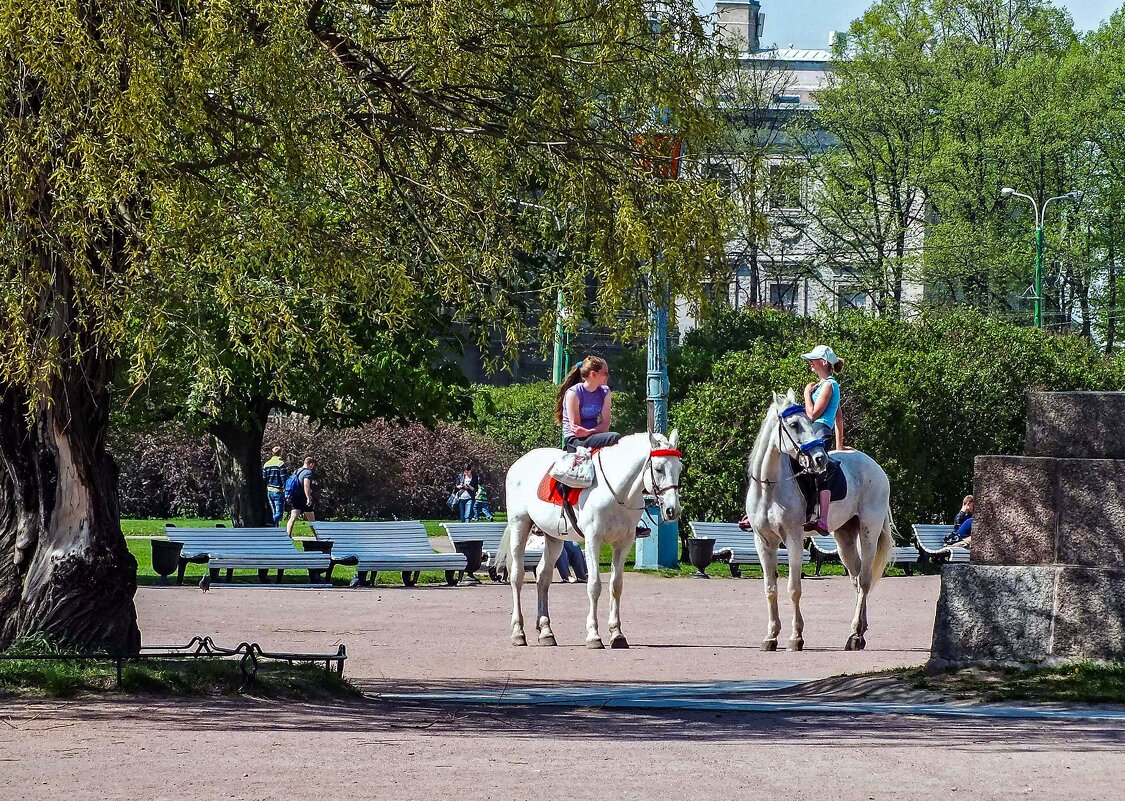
[
  {"left": 904, "top": 662, "right": 1125, "bottom": 705},
  {"left": 123, "top": 517, "right": 918, "bottom": 586},
  {"left": 0, "top": 636, "right": 358, "bottom": 699}
]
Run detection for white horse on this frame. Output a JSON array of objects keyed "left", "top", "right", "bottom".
[
  {"left": 744, "top": 391, "right": 895, "bottom": 652},
  {"left": 495, "top": 431, "right": 682, "bottom": 649}
]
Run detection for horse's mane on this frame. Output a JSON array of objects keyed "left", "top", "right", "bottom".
[{"left": 745, "top": 403, "right": 776, "bottom": 482}]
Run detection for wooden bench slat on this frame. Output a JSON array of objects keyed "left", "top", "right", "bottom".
[
  {"left": 311, "top": 521, "right": 467, "bottom": 574},
  {"left": 164, "top": 526, "right": 336, "bottom": 585},
  {"left": 688, "top": 522, "right": 811, "bottom": 566},
  {"left": 441, "top": 522, "right": 543, "bottom": 570}
]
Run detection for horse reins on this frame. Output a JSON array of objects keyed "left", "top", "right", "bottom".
[
  {"left": 596, "top": 447, "right": 682, "bottom": 512},
  {"left": 749, "top": 405, "right": 819, "bottom": 487}
]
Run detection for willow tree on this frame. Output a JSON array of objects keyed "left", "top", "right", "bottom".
[{"left": 0, "top": 1, "right": 736, "bottom": 649}]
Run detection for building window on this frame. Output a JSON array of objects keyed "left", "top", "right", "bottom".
[
  {"left": 768, "top": 163, "right": 805, "bottom": 211},
  {"left": 704, "top": 162, "right": 734, "bottom": 194},
  {"left": 770, "top": 281, "right": 798, "bottom": 311},
  {"left": 837, "top": 286, "right": 868, "bottom": 312}
]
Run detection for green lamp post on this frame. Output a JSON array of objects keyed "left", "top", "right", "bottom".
[{"left": 1000, "top": 187, "right": 1083, "bottom": 328}]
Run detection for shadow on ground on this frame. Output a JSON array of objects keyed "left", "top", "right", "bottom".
[{"left": 11, "top": 692, "right": 1123, "bottom": 752}]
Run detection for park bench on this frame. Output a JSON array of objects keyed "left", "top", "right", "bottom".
[
  {"left": 806, "top": 534, "right": 919, "bottom": 576},
  {"left": 912, "top": 523, "right": 971, "bottom": 566},
  {"left": 311, "top": 521, "right": 467, "bottom": 587},
  {"left": 441, "top": 522, "right": 544, "bottom": 582},
  {"left": 688, "top": 522, "right": 811, "bottom": 578},
  {"left": 164, "top": 526, "right": 342, "bottom": 590}
]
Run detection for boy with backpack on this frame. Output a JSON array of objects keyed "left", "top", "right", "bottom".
[
  {"left": 474, "top": 482, "right": 494, "bottom": 521},
  {"left": 285, "top": 456, "right": 318, "bottom": 537}
]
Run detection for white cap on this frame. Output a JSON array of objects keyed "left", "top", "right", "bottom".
[{"left": 801, "top": 344, "right": 839, "bottom": 364}]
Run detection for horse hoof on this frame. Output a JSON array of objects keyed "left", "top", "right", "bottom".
[
  {"left": 610, "top": 636, "right": 629, "bottom": 649},
  {"left": 538, "top": 635, "right": 557, "bottom": 647},
  {"left": 788, "top": 638, "right": 804, "bottom": 652},
  {"left": 844, "top": 635, "right": 866, "bottom": 651},
  {"left": 761, "top": 640, "right": 778, "bottom": 652},
  {"left": 512, "top": 634, "right": 528, "bottom": 647},
  {"left": 586, "top": 638, "right": 605, "bottom": 650}
]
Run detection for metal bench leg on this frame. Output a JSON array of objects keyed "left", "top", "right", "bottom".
[
  {"left": 275, "top": 569, "right": 285, "bottom": 584},
  {"left": 224, "top": 568, "right": 234, "bottom": 582},
  {"left": 258, "top": 569, "right": 270, "bottom": 583},
  {"left": 209, "top": 567, "right": 220, "bottom": 584},
  {"left": 728, "top": 563, "right": 741, "bottom": 578},
  {"left": 402, "top": 571, "right": 419, "bottom": 587},
  {"left": 814, "top": 553, "right": 824, "bottom": 577},
  {"left": 177, "top": 559, "right": 188, "bottom": 585}
]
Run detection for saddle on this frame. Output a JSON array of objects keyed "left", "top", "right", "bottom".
[
  {"left": 537, "top": 471, "right": 585, "bottom": 539},
  {"left": 537, "top": 472, "right": 583, "bottom": 507},
  {"left": 790, "top": 456, "right": 848, "bottom": 518}
]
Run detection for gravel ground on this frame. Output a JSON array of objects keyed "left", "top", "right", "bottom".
[{"left": 2, "top": 573, "right": 1122, "bottom": 800}]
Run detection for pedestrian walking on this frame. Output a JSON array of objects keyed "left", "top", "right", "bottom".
[{"left": 262, "top": 446, "right": 288, "bottom": 526}]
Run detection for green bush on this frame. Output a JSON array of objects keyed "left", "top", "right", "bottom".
[
  {"left": 471, "top": 382, "right": 560, "bottom": 452},
  {"left": 469, "top": 378, "right": 647, "bottom": 454},
  {"left": 673, "top": 308, "right": 1123, "bottom": 534}
]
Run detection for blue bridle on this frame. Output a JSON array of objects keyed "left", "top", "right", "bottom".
[{"left": 778, "top": 403, "right": 828, "bottom": 454}]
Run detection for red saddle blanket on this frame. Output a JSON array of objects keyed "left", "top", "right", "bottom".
[{"left": 537, "top": 472, "right": 583, "bottom": 507}]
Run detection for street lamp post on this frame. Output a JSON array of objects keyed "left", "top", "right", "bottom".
[{"left": 1000, "top": 187, "right": 1083, "bottom": 328}]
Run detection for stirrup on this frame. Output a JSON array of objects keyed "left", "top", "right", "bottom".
[
  {"left": 635, "top": 525, "right": 652, "bottom": 538},
  {"left": 737, "top": 516, "right": 752, "bottom": 532},
  {"left": 803, "top": 519, "right": 829, "bottom": 534}
]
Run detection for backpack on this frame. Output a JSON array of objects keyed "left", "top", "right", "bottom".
[{"left": 285, "top": 469, "right": 310, "bottom": 504}]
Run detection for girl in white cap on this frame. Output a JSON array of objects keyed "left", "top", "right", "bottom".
[{"left": 801, "top": 344, "right": 846, "bottom": 534}]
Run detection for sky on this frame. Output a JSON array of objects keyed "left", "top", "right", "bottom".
[{"left": 695, "top": 1, "right": 1121, "bottom": 49}]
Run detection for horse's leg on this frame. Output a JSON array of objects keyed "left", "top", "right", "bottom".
[
  {"left": 536, "top": 536, "right": 564, "bottom": 646},
  {"left": 607, "top": 538, "right": 630, "bottom": 649},
  {"left": 846, "top": 523, "right": 879, "bottom": 651},
  {"left": 585, "top": 532, "right": 605, "bottom": 649},
  {"left": 757, "top": 533, "right": 781, "bottom": 652},
  {"left": 785, "top": 534, "right": 805, "bottom": 652},
  {"left": 508, "top": 517, "right": 532, "bottom": 646},
  {"left": 834, "top": 521, "right": 861, "bottom": 582}
]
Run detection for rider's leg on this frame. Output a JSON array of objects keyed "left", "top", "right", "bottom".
[
  {"left": 804, "top": 488, "right": 832, "bottom": 534},
  {"left": 575, "top": 431, "right": 622, "bottom": 449}
]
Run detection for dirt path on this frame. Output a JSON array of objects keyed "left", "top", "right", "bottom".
[
  {"left": 133, "top": 572, "right": 939, "bottom": 686},
  {"left": 3, "top": 574, "right": 1123, "bottom": 800}
]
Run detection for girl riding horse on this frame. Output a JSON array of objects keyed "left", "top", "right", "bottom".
[
  {"left": 801, "top": 344, "right": 847, "bottom": 535},
  {"left": 556, "top": 356, "right": 621, "bottom": 452}
]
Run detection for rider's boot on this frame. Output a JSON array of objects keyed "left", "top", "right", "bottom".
[{"left": 803, "top": 489, "right": 832, "bottom": 534}]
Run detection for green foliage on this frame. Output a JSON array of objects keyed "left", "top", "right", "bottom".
[
  {"left": 1, "top": 0, "right": 739, "bottom": 411},
  {"left": 672, "top": 308, "right": 1123, "bottom": 530},
  {"left": 468, "top": 376, "right": 649, "bottom": 454},
  {"left": 471, "top": 383, "right": 561, "bottom": 452}
]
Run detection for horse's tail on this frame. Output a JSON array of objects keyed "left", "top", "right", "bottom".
[
  {"left": 493, "top": 520, "right": 514, "bottom": 575},
  {"left": 872, "top": 502, "right": 896, "bottom": 587}
]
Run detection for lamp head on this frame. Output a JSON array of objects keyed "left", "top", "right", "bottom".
[
  {"left": 1068, "top": 191, "right": 1084, "bottom": 202},
  {"left": 1000, "top": 187, "right": 1016, "bottom": 198}
]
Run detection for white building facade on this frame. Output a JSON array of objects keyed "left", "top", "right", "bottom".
[{"left": 677, "top": 1, "right": 925, "bottom": 337}]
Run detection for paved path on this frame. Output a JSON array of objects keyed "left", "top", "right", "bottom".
[{"left": 3, "top": 574, "right": 1123, "bottom": 800}]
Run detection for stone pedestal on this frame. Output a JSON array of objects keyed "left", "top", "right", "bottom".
[{"left": 931, "top": 392, "right": 1125, "bottom": 666}]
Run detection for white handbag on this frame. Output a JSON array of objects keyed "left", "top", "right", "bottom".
[{"left": 549, "top": 448, "right": 595, "bottom": 488}]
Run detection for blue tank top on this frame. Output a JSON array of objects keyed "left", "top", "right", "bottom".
[
  {"left": 811, "top": 378, "right": 840, "bottom": 428},
  {"left": 562, "top": 385, "right": 608, "bottom": 439}
]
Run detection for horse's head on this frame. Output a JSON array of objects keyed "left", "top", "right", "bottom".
[
  {"left": 771, "top": 390, "right": 831, "bottom": 472},
  {"left": 646, "top": 429, "right": 682, "bottom": 522}
]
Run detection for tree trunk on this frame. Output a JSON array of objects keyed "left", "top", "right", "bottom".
[
  {"left": 0, "top": 372, "right": 140, "bottom": 653},
  {"left": 209, "top": 402, "right": 273, "bottom": 528}
]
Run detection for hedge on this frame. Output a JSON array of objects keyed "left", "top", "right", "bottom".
[
  {"left": 672, "top": 308, "right": 1124, "bottom": 533},
  {"left": 111, "top": 418, "right": 517, "bottom": 521}
]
